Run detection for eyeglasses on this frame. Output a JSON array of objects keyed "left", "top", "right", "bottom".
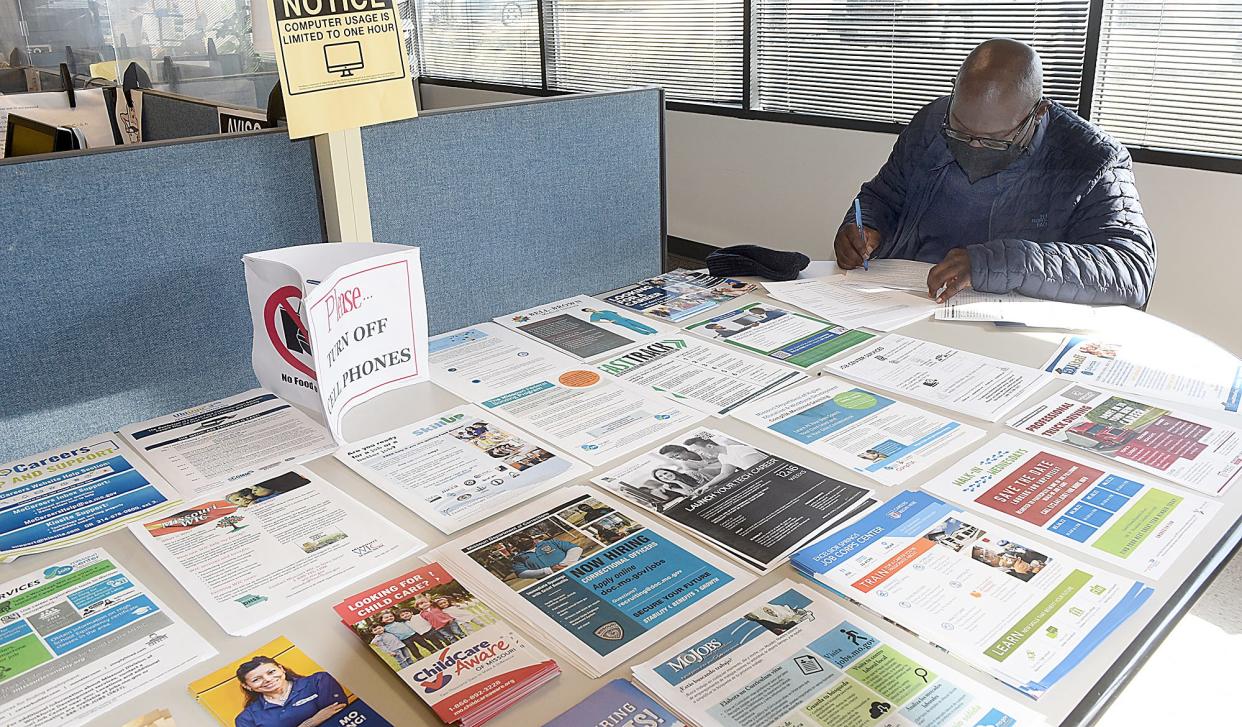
[{"left": 942, "top": 96, "right": 1045, "bottom": 151}]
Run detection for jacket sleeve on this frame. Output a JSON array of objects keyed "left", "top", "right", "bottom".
[
  {"left": 967, "top": 151, "right": 1156, "bottom": 307},
  {"left": 842, "top": 104, "right": 934, "bottom": 239}
]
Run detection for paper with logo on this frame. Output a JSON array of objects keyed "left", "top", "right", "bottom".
[
  {"left": 429, "top": 487, "right": 750, "bottom": 677},
  {"left": 1007, "top": 385, "right": 1242, "bottom": 496},
  {"left": 337, "top": 404, "right": 590, "bottom": 533},
  {"left": 763, "top": 277, "right": 937, "bottom": 332},
  {"left": 685, "top": 302, "right": 874, "bottom": 369},
  {"left": 0, "top": 435, "right": 180, "bottom": 561},
  {"left": 119, "top": 388, "right": 336, "bottom": 498},
  {"left": 593, "top": 428, "right": 876, "bottom": 573},
  {"left": 603, "top": 270, "right": 758, "bottom": 322},
  {"left": 429, "top": 323, "right": 704, "bottom": 466},
  {"left": 919, "top": 433, "right": 1220, "bottom": 578},
  {"left": 792, "top": 491, "right": 1152, "bottom": 698},
  {"left": 0, "top": 548, "right": 214, "bottom": 727},
  {"left": 733, "top": 375, "right": 986, "bottom": 487},
  {"left": 334, "top": 563, "right": 560, "bottom": 726},
  {"left": 824, "top": 334, "right": 1050, "bottom": 422},
  {"left": 545, "top": 679, "right": 684, "bottom": 727},
  {"left": 189, "top": 636, "right": 393, "bottom": 727},
  {"left": 497, "top": 295, "right": 681, "bottom": 362},
  {"left": 129, "top": 466, "right": 424, "bottom": 635},
  {"left": 264, "top": 0, "right": 417, "bottom": 138},
  {"left": 633, "top": 580, "right": 1042, "bottom": 727}
]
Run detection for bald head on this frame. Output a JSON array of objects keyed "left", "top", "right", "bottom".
[{"left": 950, "top": 39, "right": 1045, "bottom": 141}]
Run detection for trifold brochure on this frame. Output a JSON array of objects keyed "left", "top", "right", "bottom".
[
  {"left": 791, "top": 491, "right": 1153, "bottom": 698},
  {"left": 337, "top": 404, "right": 590, "bottom": 533},
  {"left": 429, "top": 487, "right": 750, "bottom": 677},
  {"left": 334, "top": 563, "right": 559, "bottom": 727},
  {"left": 593, "top": 427, "right": 876, "bottom": 573},
  {"left": 602, "top": 269, "right": 757, "bottom": 322},
  {"left": 0, "top": 548, "right": 215, "bottom": 727},
  {"left": 498, "top": 294, "right": 680, "bottom": 361},
  {"left": 685, "top": 302, "right": 875, "bottom": 369},
  {"left": 633, "top": 580, "right": 1042, "bottom": 727},
  {"left": 546, "top": 679, "right": 685, "bottom": 727},
  {"left": 130, "top": 466, "right": 425, "bottom": 635}
]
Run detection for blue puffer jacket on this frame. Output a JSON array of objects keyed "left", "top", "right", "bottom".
[{"left": 848, "top": 96, "right": 1156, "bottom": 307}]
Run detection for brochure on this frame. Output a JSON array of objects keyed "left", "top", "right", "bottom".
[
  {"left": 497, "top": 294, "right": 680, "bottom": 361},
  {"left": 0, "top": 548, "right": 215, "bottom": 727},
  {"left": 334, "top": 563, "right": 560, "bottom": 726},
  {"left": 633, "top": 580, "right": 1042, "bottom": 727},
  {"left": 764, "top": 277, "right": 937, "bottom": 332},
  {"left": 130, "top": 466, "right": 425, "bottom": 635},
  {"left": 792, "top": 491, "right": 1153, "bottom": 698},
  {"left": 337, "top": 404, "right": 590, "bottom": 533},
  {"left": 733, "top": 375, "right": 986, "bottom": 487},
  {"left": 685, "top": 302, "right": 874, "bottom": 369},
  {"left": 545, "top": 679, "right": 684, "bottom": 727},
  {"left": 1007, "top": 384, "right": 1242, "bottom": 496},
  {"left": 593, "top": 427, "right": 876, "bottom": 573},
  {"left": 919, "top": 433, "right": 1221, "bottom": 577},
  {"left": 602, "top": 269, "right": 758, "bottom": 322}
]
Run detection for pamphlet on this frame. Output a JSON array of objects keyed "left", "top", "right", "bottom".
[
  {"left": 603, "top": 269, "right": 758, "bottom": 322},
  {"left": 764, "top": 277, "right": 937, "bottom": 332},
  {"left": 685, "top": 302, "right": 874, "bottom": 369},
  {"left": 546, "top": 679, "right": 684, "bottom": 727},
  {"left": 497, "top": 295, "right": 679, "bottom": 361}
]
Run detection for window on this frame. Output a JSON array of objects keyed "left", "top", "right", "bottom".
[
  {"left": 1091, "top": 0, "right": 1242, "bottom": 158},
  {"left": 414, "top": 0, "right": 542, "bottom": 86},
  {"left": 544, "top": 0, "right": 743, "bottom": 105},
  {"left": 754, "top": 1, "right": 1091, "bottom": 123}
]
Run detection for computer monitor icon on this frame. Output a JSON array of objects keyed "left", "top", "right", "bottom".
[{"left": 324, "top": 41, "right": 364, "bottom": 78}]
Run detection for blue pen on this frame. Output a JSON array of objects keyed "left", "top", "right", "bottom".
[{"left": 854, "top": 198, "right": 868, "bottom": 270}]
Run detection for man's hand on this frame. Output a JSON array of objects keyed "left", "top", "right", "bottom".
[
  {"left": 927, "top": 248, "right": 972, "bottom": 302},
  {"left": 834, "top": 223, "right": 881, "bottom": 270}
]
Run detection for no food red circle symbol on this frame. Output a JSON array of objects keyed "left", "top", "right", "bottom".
[{"left": 263, "top": 285, "right": 316, "bottom": 380}]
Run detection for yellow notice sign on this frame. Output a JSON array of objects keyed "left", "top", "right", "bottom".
[{"left": 267, "top": 0, "right": 417, "bottom": 138}]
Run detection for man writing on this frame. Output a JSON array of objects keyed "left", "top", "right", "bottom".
[{"left": 835, "top": 39, "right": 1155, "bottom": 307}]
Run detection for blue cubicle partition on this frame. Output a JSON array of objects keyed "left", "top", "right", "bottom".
[
  {"left": 0, "top": 131, "right": 324, "bottom": 459},
  {"left": 362, "top": 88, "right": 666, "bottom": 334}
]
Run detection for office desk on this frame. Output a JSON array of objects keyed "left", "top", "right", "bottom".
[{"left": 47, "top": 291, "right": 1242, "bottom": 727}]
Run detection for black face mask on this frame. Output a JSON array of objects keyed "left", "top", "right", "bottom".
[{"left": 947, "top": 138, "right": 1026, "bottom": 184}]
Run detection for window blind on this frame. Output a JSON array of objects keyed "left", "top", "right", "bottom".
[
  {"left": 755, "top": 1, "right": 1090, "bottom": 123},
  {"left": 414, "top": 0, "right": 543, "bottom": 86},
  {"left": 1091, "top": 1, "right": 1242, "bottom": 157},
  {"left": 544, "top": 0, "right": 744, "bottom": 105}
]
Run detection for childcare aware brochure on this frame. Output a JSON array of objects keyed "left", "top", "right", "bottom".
[
  {"left": 764, "top": 277, "right": 937, "bottom": 332},
  {"left": 594, "top": 334, "right": 805, "bottom": 416},
  {"left": 685, "top": 302, "right": 874, "bottom": 369},
  {"left": 430, "top": 487, "right": 750, "bottom": 677},
  {"left": 603, "top": 269, "right": 758, "bottom": 322},
  {"left": 825, "top": 335, "right": 1050, "bottom": 422},
  {"left": 0, "top": 435, "right": 180, "bottom": 561},
  {"left": 119, "top": 388, "right": 335, "bottom": 498},
  {"left": 919, "top": 434, "right": 1220, "bottom": 578},
  {"left": 546, "top": 679, "right": 686, "bottom": 727},
  {"left": 1007, "top": 385, "right": 1242, "bottom": 496},
  {"left": 0, "top": 548, "right": 215, "bottom": 727},
  {"left": 337, "top": 404, "right": 590, "bottom": 533},
  {"left": 130, "top": 466, "right": 424, "bottom": 636},
  {"left": 633, "top": 580, "right": 1042, "bottom": 727},
  {"left": 498, "top": 294, "right": 680, "bottom": 361},
  {"left": 792, "top": 491, "right": 1153, "bottom": 698},
  {"left": 334, "top": 563, "right": 560, "bottom": 727},
  {"left": 429, "top": 323, "right": 704, "bottom": 466},
  {"left": 593, "top": 427, "right": 876, "bottom": 573},
  {"left": 733, "top": 375, "right": 987, "bottom": 487}
]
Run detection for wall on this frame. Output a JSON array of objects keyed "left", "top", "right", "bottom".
[
  {"left": 420, "top": 82, "right": 1242, "bottom": 355},
  {"left": 0, "top": 0, "right": 22, "bottom": 58}
]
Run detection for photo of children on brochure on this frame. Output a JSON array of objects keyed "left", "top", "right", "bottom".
[
  {"left": 612, "top": 432, "right": 767, "bottom": 512},
  {"left": 346, "top": 582, "right": 499, "bottom": 670},
  {"left": 926, "top": 517, "right": 1050, "bottom": 582}
]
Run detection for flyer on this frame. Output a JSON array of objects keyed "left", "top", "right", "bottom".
[
  {"left": 733, "top": 375, "right": 987, "bottom": 487},
  {"left": 119, "top": 388, "right": 336, "bottom": 498},
  {"left": 0, "top": 548, "right": 215, "bottom": 727},
  {"left": 0, "top": 435, "right": 180, "bottom": 561},
  {"left": 920, "top": 434, "right": 1220, "bottom": 577},
  {"left": 685, "top": 302, "right": 874, "bottom": 369},
  {"left": 430, "top": 487, "right": 750, "bottom": 677},
  {"left": 764, "top": 277, "right": 937, "bottom": 332},
  {"left": 130, "top": 466, "right": 425, "bottom": 636},
  {"left": 792, "top": 491, "right": 1153, "bottom": 698},
  {"left": 546, "top": 679, "right": 684, "bottom": 727},
  {"left": 824, "top": 334, "right": 1050, "bottom": 422},
  {"left": 497, "top": 295, "right": 679, "bottom": 361},
  {"left": 430, "top": 324, "right": 704, "bottom": 466},
  {"left": 334, "top": 563, "right": 559, "bottom": 727},
  {"left": 1007, "top": 384, "right": 1242, "bottom": 496},
  {"left": 595, "top": 334, "right": 805, "bottom": 416},
  {"left": 633, "top": 580, "right": 1042, "bottom": 727},
  {"left": 593, "top": 428, "right": 876, "bottom": 573},
  {"left": 337, "top": 404, "right": 590, "bottom": 533},
  {"left": 602, "top": 269, "right": 758, "bottom": 322}
]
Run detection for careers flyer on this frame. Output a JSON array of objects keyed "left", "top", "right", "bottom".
[
  {"left": 602, "top": 269, "right": 757, "bottom": 322},
  {"left": 685, "top": 302, "right": 875, "bottom": 369}
]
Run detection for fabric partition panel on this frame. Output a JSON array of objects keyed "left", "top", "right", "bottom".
[
  {"left": 361, "top": 88, "right": 666, "bottom": 334},
  {"left": 141, "top": 92, "right": 222, "bottom": 141},
  {"left": 0, "top": 132, "right": 324, "bottom": 460}
]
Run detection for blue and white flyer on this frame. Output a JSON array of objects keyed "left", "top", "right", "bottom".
[{"left": 546, "top": 679, "right": 684, "bottom": 727}]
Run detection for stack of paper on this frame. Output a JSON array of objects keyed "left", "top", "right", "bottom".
[
  {"left": 837, "top": 258, "right": 935, "bottom": 292},
  {"left": 937, "top": 290, "right": 1103, "bottom": 329},
  {"left": 427, "top": 487, "right": 751, "bottom": 677},
  {"left": 334, "top": 563, "right": 560, "bottom": 727},
  {"left": 546, "top": 680, "right": 685, "bottom": 727},
  {"left": 764, "top": 277, "right": 937, "bottom": 332}
]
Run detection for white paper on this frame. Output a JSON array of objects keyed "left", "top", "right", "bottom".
[
  {"left": 825, "top": 334, "right": 1050, "bottom": 422},
  {"left": 840, "top": 258, "right": 935, "bottom": 291},
  {"left": 683, "top": 302, "right": 876, "bottom": 369},
  {"left": 496, "top": 294, "right": 680, "bottom": 361},
  {"left": 937, "top": 290, "right": 1102, "bottom": 329},
  {"left": 336, "top": 404, "right": 591, "bottom": 533},
  {"left": 119, "top": 388, "right": 336, "bottom": 498},
  {"left": 764, "top": 277, "right": 936, "bottom": 332},
  {"left": 130, "top": 466, "right": 424, "bottom": 636},
  {"left": 0, "top": 548, "right": 215, "bottom": 727}
]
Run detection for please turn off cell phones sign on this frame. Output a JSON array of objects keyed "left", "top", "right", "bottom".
[{"left": 266, "top": 0, "right": 417, "bottom": 138}]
